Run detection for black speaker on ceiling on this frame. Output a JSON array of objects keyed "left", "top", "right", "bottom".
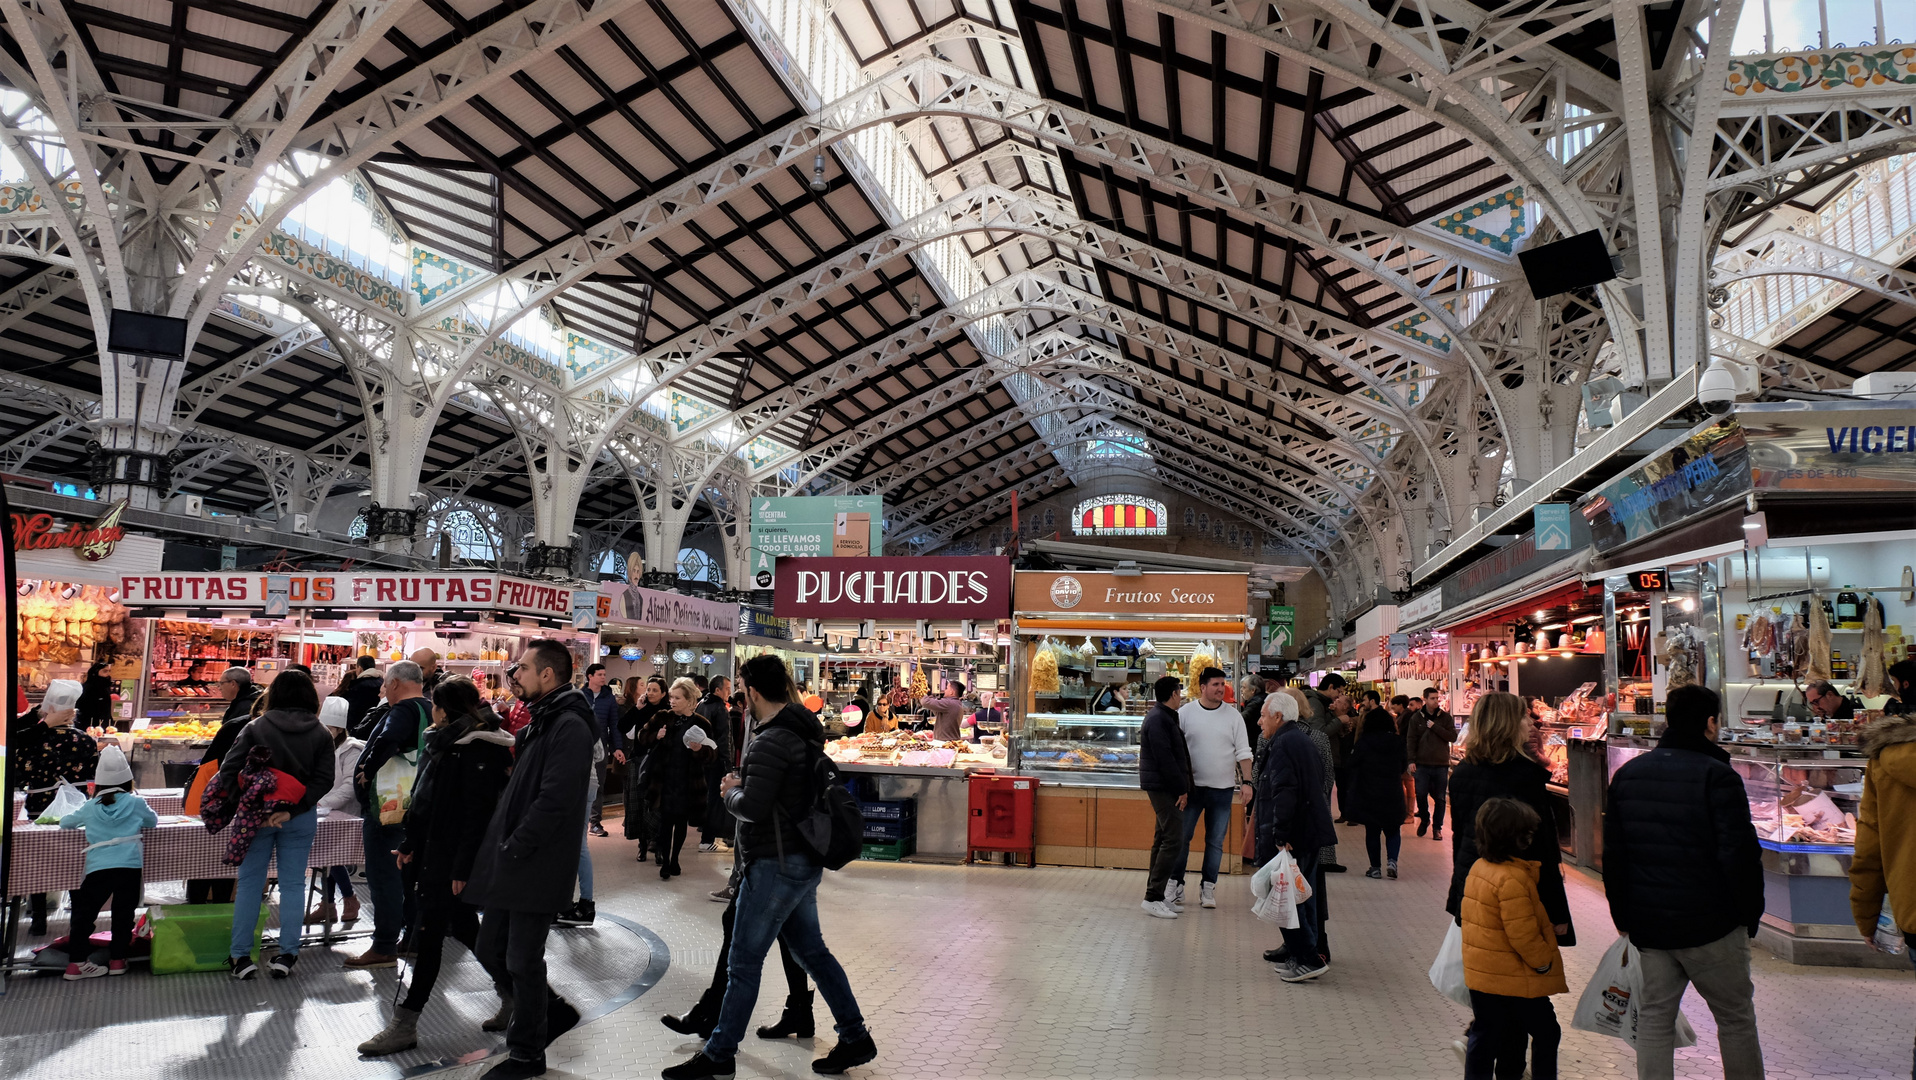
[
  {"left": 1516, "top": 230, "right": 1622, "bottom": 299},
  {"left": 108, "top": 309, "right": 189, "bottom": 359}
]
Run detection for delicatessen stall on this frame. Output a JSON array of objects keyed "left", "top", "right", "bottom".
[
  {"left": 1579, "top": 402, "right": 1915, "bottom": 965},
  {"left": 773, "top": 556, "right": 1013, "bottom": 857},
  {"left": 595, "top": 583, "right": 739, "bottom": 688},
  {"left": 1010, "top": 570, "right": 1256, "bottom": 870}
]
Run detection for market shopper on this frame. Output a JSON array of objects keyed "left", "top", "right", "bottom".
[
  {"left": 624, "top": 676, "right": 669, "bottom": 862},
  {"left": 1406, "top": 686, "right": 1458, "bottom": 840},
  {"left": 1391, "top": 695, "right": 1417, "bottom": 823},
  {"left": 1253, "top": 691, "right": 1335, "bottom": 982},
  {"left": 1460, "top": 797, "right": 1566, "bottom": 1080},
  {"left": 697, "top": 675, "right": 736, "bottom": 851},
  {"left": 1347, "top": 705, "right": 1408, "bottom": 878},
  {"left": 1138, "top": 676, "right": 1192, "bottom": 918},
  {"left": 202, "top": 667, "right": 263, "bottom": 766},
  {"left": 56, "top": 745, "right": 156, "bottom": 979},
  {"left": 18, "top": 679, "right": 101, "bottom": 934},
  {"left": 463, "top": 640, "right": 596, "bottom": 1080},
  {"left": 346, "top": 659, "right": 432, "bottom": 970},
  {"left": 1446, "top": 693, "right": 1572, "bottom": 939},
  {"left": 218, "top": 669, "right": 333, "bottom": 980},
  {"left": 342, "top": 655, "right": 386, "bottom": 736},
  {"left": 1849, "top": 699, "right": 1916, "bottom": 968},
  {"left": 661, "top": 653, "right": 875, "bottom": 1080},
  {"left": 307, "top": 697, "right": 364, "bottom": 927},
  {"left": 411, "top": 648, "right": 442, "bottom": 693},
  {"left": 585, "top": 664, "right": 621, "bottom": 838},
  {"left": 1175, "top": 668, "right": 1254, "bottom": 910},
  {"left": 358, "top": 675, "right": 516, "bottom": 1055},
  {"left": 652, "top": 678, "right": 716, "bottom": 879},
  {"left": 1604, "top": 684, "right": 1765, "bottom": 1080}
]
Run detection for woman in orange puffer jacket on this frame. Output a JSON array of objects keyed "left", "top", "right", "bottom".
[{"left": 1461, "top": 797, "right": 1568, "bottom": 1080}]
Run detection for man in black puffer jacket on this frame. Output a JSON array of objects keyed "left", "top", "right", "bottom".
[
  {"left": 664, "top": 655, "right": 876, "bottom": 1080},
  {"left": 1138, "top": 676, "right": 1191, "bottom": 918},
  {"left": 463, "top": 641, "right": 596, "bottom": 1080},
  {"left": 1604, "top": 684, "right": 1765, "bottom": 1080}
]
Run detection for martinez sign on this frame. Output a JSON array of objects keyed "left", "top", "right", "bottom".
[
  {"left": 12, "top": 500, "right": 129, "bottom": 562},
  {"left": 773, "top": 555, "right": 1011, "bottom": 620}
]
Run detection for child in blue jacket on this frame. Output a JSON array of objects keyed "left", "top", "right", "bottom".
[{"left": 59, "top": 745, "right": 157, "bottom": 979}]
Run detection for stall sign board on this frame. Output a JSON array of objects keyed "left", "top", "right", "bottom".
[
  {"left": 114, "top": 571, "right": 578, "bottom": 618},
  {"left": 1738, "top": 405, "right": 1916, "bottom": 493},
  {"left": 1400, "top": 588, "right": 1443, "bottom": 625},
  {"left": 1264, "top": 604, "right": 1296, "bottom": 654},
  {"left": 10, "top": 499, "right": 128, "bottom": 561},
  {"left": 0, "top": 483, "right": 14, "bottom": 903},
  {"left": 1013, "top": 570, "right": 1248, "bottom": 617},
  {"left": 775, "top": 555, "right": 1011, "bottom": 620},
  {"left": 749, "top": 496, "right": 883, "bottom": 566},
  {"left": 1534, "top": 504, "right": 1573, "bottom": 551},
  {"left": 1388, "top": 632, "right": 1411, "bottom": 659},
  {"left": 1579, "top": 418, "right": 1752, "bottom": 553},
  {"left": 572, "top": 589, "right": 600, "bottom": 630},
  {"left": 738, "top": 607, "right": 792, "bottom": 640},
  {"left": 1438, "top": 515, "right": 1594, "bottom": 613},
  {"left": 609, "top": 584, "right": 739, "bottom": 635}
]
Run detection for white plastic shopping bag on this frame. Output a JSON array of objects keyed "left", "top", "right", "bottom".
[
  {"left": 1572, "top": 936, "right": 1697, "bottom": 1049},
  {"left": 34, "top": 779, "right": 88, "bottom": 824},
  {"left": 374, "top": 751, "right": 419, "bottom": 825},
  {"left": 1250, "top": 851, "right": 1309, "bottom": 927},
  {"left": 1429, "top": 920, "right": 1470, "bottom": 1007}
]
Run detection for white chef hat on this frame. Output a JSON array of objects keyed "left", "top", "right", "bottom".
[
  {"left": 319, "top": 697, "right": 352, "bottom": 731},
  {"left": 96, "top": 744, "right": 134, "bottom": 787},
  {"left": 41, "top": 679, "right": 83, "bottom": 715},
  {"left": 682, "top": 724, "right": 717, "bottom": 751}
]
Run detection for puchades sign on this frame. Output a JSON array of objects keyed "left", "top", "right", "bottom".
[{"left": 772, "top": 556, "right": 1012, "bottom": 620}]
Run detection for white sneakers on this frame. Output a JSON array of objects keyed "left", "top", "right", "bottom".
[
  {"left": 1200, "top": 882, "right": 1218, "bottom": 908},
  {"left": 1141, "top": 899, "right": 1179, "bottom": 919},
  {"left": 1165, "top": 880, "right": 1186, "bottom": 912}
]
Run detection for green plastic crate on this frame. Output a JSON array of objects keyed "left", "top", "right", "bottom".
[
  {"left": 860, "top": 836, "right": 916, "bottom": 861},
  {"left": 149, "top": 902, "right": 272, "bottom": 974}
]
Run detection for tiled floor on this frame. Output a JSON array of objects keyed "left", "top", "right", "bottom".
[{"left": 5, "top": 821, "right": 1912, "bottom": 1079}]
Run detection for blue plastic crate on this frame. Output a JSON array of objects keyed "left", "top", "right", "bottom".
[
  {"left": 861, "top": 819, "right": 917, "bottom": 841},
  {"left": 857, "top": 798, "right": 916, "bottom": 821}
]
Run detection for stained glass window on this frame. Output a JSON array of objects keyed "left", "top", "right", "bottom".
[{"left": 1072, "top": 495, "right": 1168, "bottom": 537}]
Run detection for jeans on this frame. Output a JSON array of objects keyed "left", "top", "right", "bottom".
[
  {"left": 1277, "top": 849, "right": 1322, "bottom": 964},
  {"left": 231, "top": 809, "right": 318, "bottom": 958},
  {"left": 478, "top": 906, "right": 560, "bottom": 1062},
  {"left": 322, "top": 864, "right": 355, "bottom": 903},
  {"left": 1415, "top": 764, "right": 1450, "bottom": 831},
  {"left": 577, "top": 816, "right": 595, "bottom": 902},
  {"left": 1466, "top": 990, "right": 1559, "bottom": 1080},
  {"left": 589, "top": 757, "right": 608, "bottom": 825},
  {"left": 402, "top": 887, "right": 488, "bottom": 1013},
  {"left": 1144, "top": 791, "right": 1185, "bottom": 901},
  {"left": 692, "top": 895, "right": 810, "bottom": 1015},
  {"left": 1634, "top": 928, "right": 1764, "bottom": 1080},
  {"left": 1176, "top": 786, "right": 1235, "bottom": 886},
  {"left": 362, "top": 816, "right": 410, "bottom": 952},
  {"left": 1364, "top": 824, "right": 1402, "bottom": 868},
  {"left": 69, "top": 867, "right": 141, "bottom": 960},
  {"left": 706, "top": 854, "right": 868, "bottom": 1060}
]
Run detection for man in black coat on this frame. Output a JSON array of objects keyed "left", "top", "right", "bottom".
[
  {"left": 664, "top": 655, "right": 875, "bottom": 1080},
  {"left": 1253, "top": 692, "right": 1335, "bottom": 983},
  {"left": 1604, "top": 684, "right": 1765, "bottom": 1080},
  {"left": 1138, "top": 676, "right": 1192, "bottom": 918},
  {"left": 462, "top": 641, "right": 597, "bottom": 1080},
  {"left": 696, "top": 675, "right": 736, "bottom": 851},
  {"left": 344, "top": 655, "right": 386, "bottom": 737}
]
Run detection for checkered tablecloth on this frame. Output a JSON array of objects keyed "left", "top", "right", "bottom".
[
  {"left": 14, "top": 789, "right": 185, "bottom": 821},
  {"left": 7, "top": 811, "right": 364, "bottom": 896}
]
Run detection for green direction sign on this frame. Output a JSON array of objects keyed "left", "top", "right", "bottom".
[
  {"left": 748, "top": 496, "right": 885, "bottom": 586},
  {"left": 1264, "top": 604, "right": 1296, "bottom": 655}
]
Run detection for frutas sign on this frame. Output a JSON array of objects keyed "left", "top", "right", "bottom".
[
  {"left": 773, "top": 556, "right": 1011, "bottom": 620},
  {"left": 11, "top": 500, "right": 128, "bottom": 562},
  {"left": 115, "top": 571, "right": 575, "bottom": 617}
]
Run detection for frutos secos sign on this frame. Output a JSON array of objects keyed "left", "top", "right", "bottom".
[{"left": 773, "top": 556, "right": 1011, "bottom": 620}]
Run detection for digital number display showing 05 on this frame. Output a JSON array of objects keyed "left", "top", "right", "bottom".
[{"left": 1631, "top": 568, "right": 1670, "bottom": 591}]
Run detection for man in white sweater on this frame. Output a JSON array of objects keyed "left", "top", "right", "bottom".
[{"left": 1173, "top": 667, "right": 1254, "bottom": 910}]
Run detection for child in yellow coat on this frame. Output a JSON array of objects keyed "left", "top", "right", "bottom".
[{"left": 1461, "top": 797, "right": 1568, "bottom": 1080}]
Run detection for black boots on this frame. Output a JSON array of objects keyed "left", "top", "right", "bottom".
[
  {"left": 756, "top": 990, "right": 815, "bottom": 1040},
  {"left": 661, "top": 989, "right": 723, "bottom": 1039}
]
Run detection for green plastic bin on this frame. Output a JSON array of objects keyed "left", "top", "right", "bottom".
[{"left": 149, "top": 902, "right": 272, "bottom": 974}]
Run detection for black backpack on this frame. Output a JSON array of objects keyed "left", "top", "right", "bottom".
[{"left": 791, "top": 751, "right": 864, "bottom": 871}]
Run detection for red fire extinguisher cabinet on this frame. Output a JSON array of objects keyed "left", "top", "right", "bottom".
[{"left": 967, "top": 774, "right": 1036, "bottom": 866}]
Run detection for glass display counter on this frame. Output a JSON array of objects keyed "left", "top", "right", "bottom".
[{"left": 1011, "top": 636, "right": 1238, "bottom": 784}]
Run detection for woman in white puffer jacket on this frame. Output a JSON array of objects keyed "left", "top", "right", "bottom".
[{"left": 308, "top": 697, "right": 365, "bottom": 925}]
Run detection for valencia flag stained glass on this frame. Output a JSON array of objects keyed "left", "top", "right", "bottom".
[{"left": 1072, "top": 495, "right": 1168, "bottom": 537}]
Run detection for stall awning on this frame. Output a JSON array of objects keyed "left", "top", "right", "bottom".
[
  {"left": 1405, "top": 550, "right": 1594, "bottom": 635},
  {"left": 1014, "top": 615, "right": 1250, "bottom": 638}
]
